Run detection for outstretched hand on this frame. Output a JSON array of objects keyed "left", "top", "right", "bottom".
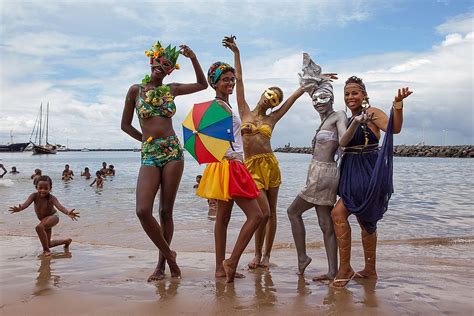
[
  {"left": 179, "top": 45, "right": 196, "bottom": 59},
  {"left": 222, "top": 35, "right": 238, "bottom": 53},
  {"left": 394, "top": 87, "right": 413, "bottom": 102},
  {"left": 321, "top": 73, "right": 338, "bottom": 81},
  {"left": 354, "top": 111, "right": 374, "bottom": 124},
  {"left": 68, "top": 209, "right": 80, "bottom": 221},
  {"left": 9, "top": 205, "right": 22, "bottom": 213}
]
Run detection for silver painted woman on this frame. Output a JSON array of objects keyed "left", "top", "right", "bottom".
[{"left": 287, "top": 54, "right": 348, "bottom": 281}]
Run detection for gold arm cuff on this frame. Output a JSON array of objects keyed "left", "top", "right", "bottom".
[{"left": 392, "top": 101, "right": 403, "bottom": 110}]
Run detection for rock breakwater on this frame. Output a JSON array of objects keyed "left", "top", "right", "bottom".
[{"left": 274, "top": 145, "right": 473, "bottom": 158}]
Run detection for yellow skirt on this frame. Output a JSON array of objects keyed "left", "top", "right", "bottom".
[{"left": 197, "top": 159, "right": 260, "bottom": 201}]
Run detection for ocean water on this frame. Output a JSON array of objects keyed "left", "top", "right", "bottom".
[{"left": 0, "top": 151, "right": 473, "bottom": 253}]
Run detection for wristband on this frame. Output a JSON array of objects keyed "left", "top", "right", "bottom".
[{"left": 393, "top": 101, "right": 403, "bottom": 110}]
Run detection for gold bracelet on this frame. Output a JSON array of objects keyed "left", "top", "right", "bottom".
[{"left": 393, "top": 101, "right": 403, "bottom": 110}]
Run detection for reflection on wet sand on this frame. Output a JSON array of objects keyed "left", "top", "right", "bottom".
[
  {"left": 1, "top": 236, "right": 471, "bottom": 315},
  {"left": 215, "top": 278, "right": 236, "bottom": 299},
  {"left": 253, "top": 270, "right": 277, "bottom": 307},
  {"left": 323, "top": 279, "right": 379, "bottom": 314},
  {"left": 154, "top": 279, "right": 180, "bottom": 300},
  {"left": 34, "top": 250, "right": 72, "bottom": 296},
  {"left": 296, "top": 275, "right": 311, "bottom": 296},
  {"left": 355, "top": 279, "right": 378, "bottom": 308}
]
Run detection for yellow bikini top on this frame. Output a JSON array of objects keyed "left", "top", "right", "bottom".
[{"left": 241, "top": 122, "right": 272, "bottom": 139}]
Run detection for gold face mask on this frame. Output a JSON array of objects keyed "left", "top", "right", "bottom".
[{"left": 263, "top": 89, "right": 280, "bottom": 107}]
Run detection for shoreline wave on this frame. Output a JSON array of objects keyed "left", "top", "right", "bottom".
[{"left": 3, "top": 234, "right": 472, "bottom": 252}]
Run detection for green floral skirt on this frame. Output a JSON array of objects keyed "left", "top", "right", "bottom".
[{"left": 141, "top": 135, "right": 184, "bottom": 167}]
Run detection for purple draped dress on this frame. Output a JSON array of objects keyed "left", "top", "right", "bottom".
[{"left": 338, "top": 109, "right": 394, "bottom": 234}]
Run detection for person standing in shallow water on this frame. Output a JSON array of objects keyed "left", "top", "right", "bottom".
[
  {"left": 223, "top": 36, "right": 306, "bottom": 269},
  {"left": 287, "top": 53, "right": 347, "bottom": 281},
  {"left": 330, "top": 76, "right": 412, "bottom": 288},
  {"left": 121, "top": 40, "right": 207, "bottom": 281},
  {"left": 100, "top": 162, "right": 108, "bottom": 176},
  {"left": 196, "top": 59, "right": 263, "bottom": 283}
]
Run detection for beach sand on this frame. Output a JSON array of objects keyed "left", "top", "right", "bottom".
[{"left": 1, "top": 235, "right": 472, "bottom": 315}]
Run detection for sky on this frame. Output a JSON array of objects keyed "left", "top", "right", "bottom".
[{"left": 0, "top": 0, "right": 473, "bottom": 148}]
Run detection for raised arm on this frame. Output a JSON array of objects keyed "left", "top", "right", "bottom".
[
  {"left": 222, "top": 36, "right": 251, "bottom": 118},
  {"left": 365, "top": 87, "right": 412, "bottom": 134},
  {"left": 9, "top": 193, "right": 35, "bottom": 213},
  {"left": 270, "top": 87, "right": 305, "bottom": 124},
  {"left": 121, "top": 85, "right": 142, "bottom": 142},
  {"left": 170, "top": 45, "right": 208, "bottom": 96},
  {"left": 51, "top": 196, "right": 80, "bottom": 221},
  {"left": 0, "top": 164, "right": 6, "bottom": 178},
  {"left": 391, "top": 87, "right": 412, "bottom": 134}
]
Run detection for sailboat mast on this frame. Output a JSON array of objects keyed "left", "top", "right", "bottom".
[
  {"left": 46, "top": 102, "right": 49, "bottom": 144},
  {"left": 39, "top": 103, "right": 43, "bottom": 146}
]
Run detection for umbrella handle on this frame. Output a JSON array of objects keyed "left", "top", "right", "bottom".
[{"left": 227, "top": 129, "right": 235, "bottom": 151}]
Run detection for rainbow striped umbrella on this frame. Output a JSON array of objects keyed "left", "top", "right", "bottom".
[{"left": 182, "top": 100, "right": 234, "bottom": 164}]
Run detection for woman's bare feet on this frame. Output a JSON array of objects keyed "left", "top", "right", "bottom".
[
  {"left": 64, "top": 238, "right": 72, "bottom": 249},
  {"left": 248, "top": 254, "right": 261, "bottom": 269},
  {"left": 39, "top": 250, "right": 52, "bottom": 257},
  {"left": 330, "top": 267, "right": 355, "bottom": 288},
  {"left": 215, "top": 271, "right": 245, "bottom": 279},
  {"left": 223, "top": 259, "right": 236, "bottom": 283},
  {"left": 259, "top": 255, "right": 270, "bottom": 268},
  {"left": 167, "top": 251, "right": 181, "bottom": 279},
  {"left": 297, "top": 256, "right": 312, "bottom": 275},
  {"left": 147, "top": 264, "right": 166, "bottom": 282},
  {"left": 312, "top": 273, "right": 334, "bottom": 282},
  {"left": 355, "top": 269, "right": 378, "bottom": 279}
]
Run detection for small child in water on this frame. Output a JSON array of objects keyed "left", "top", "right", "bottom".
[
  {"left": 106, "top": 165, "right": 115, "bottom": 176},
  {"left": 10, "top": 166, "right": 19, "bottom": 174},
  {"left": 9, "top": 175, "right": 80, "bottom": 257},
  {"left": 81, "top": 167, "right": 91, "bottom": 180},
  {"left": 62, "top": 164, "right": 74, "bottom": 181},
  {"left": 100, "top": 162, "right": 108, "bottom": 176},
  {"left": 193, "top": 175, "right": 202, "bottom": 189},
  {"left": 31, "top": 169, "right": 42, "bottom": 185},
  {"left": 90, "top": 171, "right": 103, "bottom": 188}
]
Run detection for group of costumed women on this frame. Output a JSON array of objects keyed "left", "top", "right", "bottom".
[{"left": 121, "top": 36, "right": 412, "bottom": 287}]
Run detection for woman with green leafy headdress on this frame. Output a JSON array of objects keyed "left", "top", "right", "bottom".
[{"left": 121, "top": 41, "right": 207, "bottom": 281}]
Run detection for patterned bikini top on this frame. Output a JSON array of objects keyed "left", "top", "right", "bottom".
[
  {"left": 135, "top": 85, "right": 176, "bottom": 119},
  {"left": 241, "top": 122, "right": 272, "bottom": 139}
]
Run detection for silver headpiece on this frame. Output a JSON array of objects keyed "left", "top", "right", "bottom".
[{"left": 298, "top": 53, "right": 333, "bottom": 102}]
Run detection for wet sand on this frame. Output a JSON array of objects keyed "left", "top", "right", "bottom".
[{"left": 1, "top": 235, "right": 472, "bottom": 315}]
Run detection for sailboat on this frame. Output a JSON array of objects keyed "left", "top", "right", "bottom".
[
  {"left": 0, "top": 130, "right": 30, "bottom": 152},
  {"left": 30, "top": 102, "right": 57, "bottom": 155}
]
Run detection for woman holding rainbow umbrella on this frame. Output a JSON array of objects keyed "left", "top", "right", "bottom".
[{"left": 185, "top": 54, "right": 263, "bottom": 283}]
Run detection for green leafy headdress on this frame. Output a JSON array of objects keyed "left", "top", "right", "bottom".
[{"left": 145, "top": 41, "right": 181, "bottom": 71}]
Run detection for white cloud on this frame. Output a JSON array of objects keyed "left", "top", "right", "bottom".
[
  {"left": 0, "top": 2, "right": 472, "bottom": 147},
  {"left": 436, "top": 11, "right": 474, "bottom": 35}
]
